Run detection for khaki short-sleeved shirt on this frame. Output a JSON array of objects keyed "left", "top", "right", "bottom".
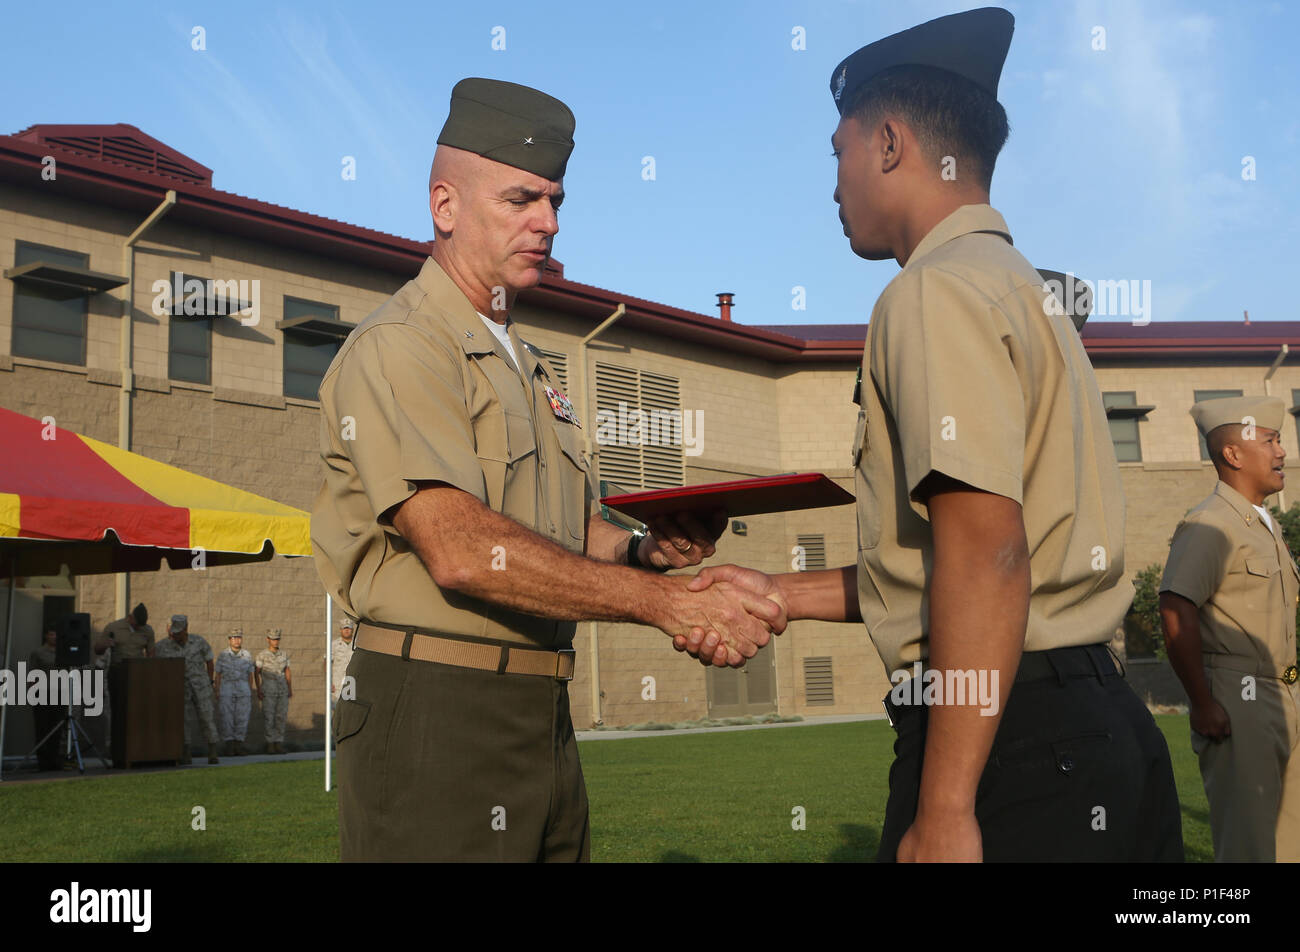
[
  {"left": 312, "top": 257, "right": 597, "bottom": 648},
  {"left": 1159, "top": 481, "right": 1300, "bottom": 674},
  {"left": 854, "top": 204, "right": 1130, "bottom": 675},
  {"left": 102, "top": 617, "right": 155, "bottom": 666}
]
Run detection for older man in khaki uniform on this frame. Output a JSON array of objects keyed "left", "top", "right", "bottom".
[
  {"left": 685, "top": 7, "right": 1182, "bottom": 862},
  {"left": 313, "top": 78, "right": 783, "bottom": 862},
  {"left": 1160, "top": 396, "right": 1300, "bottom": 862},
  {"left": 93, "top": 602, "right": 153, "bottom": 759}
]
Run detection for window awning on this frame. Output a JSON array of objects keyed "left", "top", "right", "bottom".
[
  {"left": 277, "top": 314, "right": 354, "bottom": 338},
  {"left": 4, "top": 260, "right": 127, "bottom": 299},
  {"left": 1105, "top": 405, "right": 1155, "bottom": 420}
]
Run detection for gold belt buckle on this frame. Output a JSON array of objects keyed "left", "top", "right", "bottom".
[{"left": 1284, "top": 665, "right": 1298, "bottom": 685}]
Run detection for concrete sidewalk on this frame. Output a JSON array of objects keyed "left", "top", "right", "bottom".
[{"left": 576, "top": 712, "right": 882, "bottom": 741}]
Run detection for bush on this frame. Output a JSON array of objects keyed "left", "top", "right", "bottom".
[{"left": 1125, "top": 563, "right": 1166, "bottom": 659}]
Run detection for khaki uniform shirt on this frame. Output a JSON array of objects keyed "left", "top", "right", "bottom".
[
  {"left": 854, "top": 204, "right": 1130, "bottom": 674},
  {"left": 102, "top": 617, "right": 155, "bottom": 666},
  {"left": 1160, "top": 481, "right": 1300, "bottom": 674},
  {"left": 154, "top": 635, "right": 213, "bottom": 686},
  {"left": 312, "top": 257, "right": 597, "bottom": 648}
]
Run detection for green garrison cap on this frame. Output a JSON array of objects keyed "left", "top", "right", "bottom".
[
  {"left": 1190, "top": 396, "right": 1286, "bottom": 438},
  {"left": 831, "top": 7, "right": 1014, "bottom": 112},
  {"left": 1037, "top": 269, "right": 1092, "bottom": 333},
  {"left": 437, "top": 78, "right": 575, "bottom": 180}
]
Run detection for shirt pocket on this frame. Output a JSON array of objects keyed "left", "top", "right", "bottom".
[
  {"left": 473, "top": 408, "right": 537, "bottom": 515},
  {"left": 553, "top": 421, "right": 590, "bottom": 547}
]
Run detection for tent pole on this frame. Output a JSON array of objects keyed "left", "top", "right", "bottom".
[
  {"left": 0, "top": 559, "right": 16, "bottom": 781},
  {"left": 325, "top": 595, "right": 332, "bottom": 793}
]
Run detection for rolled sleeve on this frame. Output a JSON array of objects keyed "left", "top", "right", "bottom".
[
  {"left": 872, "top": 266, "right": 1025, "bottom": 509},
  {"left": 1160, "top": 517, "right": 1232, "bottom": 608},
  {"left": 331, "top": 326, "right": 486, "bottom": 523}
]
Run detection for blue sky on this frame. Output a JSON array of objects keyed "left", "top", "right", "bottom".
[{"left": 3, "top": 0, "right": 1296, "bottom": 327}]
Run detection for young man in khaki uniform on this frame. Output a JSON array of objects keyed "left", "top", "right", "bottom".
[
  {"left": 312, "top": 78, "right": 785, "bottom": 862},
  {"left": 685, "top": 7, "right": 1182, "bottom": 862},
  {"left": 1160, "top": 396, "right": 1300, "bottom": 861}
]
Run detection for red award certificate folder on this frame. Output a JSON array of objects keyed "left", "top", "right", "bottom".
[{"left": 601, "top": 473, "right": 854, "bottom": 522}]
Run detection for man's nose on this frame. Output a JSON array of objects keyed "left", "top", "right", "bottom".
[{"left": 535, "top": 203, "right": 559, "bottom": 236}]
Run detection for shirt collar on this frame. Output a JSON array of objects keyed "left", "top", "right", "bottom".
[
  {"left": 903, "top": 204, "right": 1013, "bottom": 269},
  {"left": 1214, "top": 481, "right": 1274, "bottom": 532},
  {"left": 413, "top": 257, "right": 498, "bottom": 358}
]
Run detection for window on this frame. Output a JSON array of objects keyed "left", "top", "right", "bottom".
[
  {"left": 1102, "top": 392, "right": 1142, "bottom": 462},
  {"left": 168, "top": 276, "right": 213, "bottom": 384},
  {"left": 282, "top": 297, "right": 343, "bottom": 401},
  {"left": 1194, "top": 389, "right": 1243, "bottom": 460},
  {"left": 593, "top": 363, "right": 685, "bottom": 489},
  {"left": 10, "top": 242, "right": 88, "bottom": 365}
]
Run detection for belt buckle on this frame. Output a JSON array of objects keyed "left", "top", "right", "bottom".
[
  {"left": 1285, "top": 665, "right": 1298, "bottom": 685},
  {"left": 556, "top": 648, "right": 575, "bottom": 682}
]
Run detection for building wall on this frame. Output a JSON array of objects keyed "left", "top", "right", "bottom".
[{"left": 4, "top": 178, "right": 1298, "bottom": 739}]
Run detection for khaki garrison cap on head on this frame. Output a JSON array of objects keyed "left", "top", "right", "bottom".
[
  {"left": 169, "top": 614, "right": 187, "bottom": 633},
  {"left": 437, "top": 78, "right": 575, "bottom": 180},
  {"left": 267, "top": 628, "right": 282, "bottom": 639},
  {"left": 1190, "top": 396, "right": 1286, "bottom": 438},
  {"left": 830, "top": 6, "right": 1014, "bottom": 112}
]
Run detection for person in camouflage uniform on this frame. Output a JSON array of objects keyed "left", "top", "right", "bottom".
[
  {"left": 256, "top": 628, "right": 292, "bottom": 754},
  {"left": 154, "top": 615, "right": 220, "bottom": 764},
  {"left": 214, "top": 628, "right": 255, "bottom": 756}
]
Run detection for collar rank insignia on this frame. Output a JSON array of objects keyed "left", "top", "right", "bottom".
[{"left": 544, "top": 384, "right": 581, "bottom": 428}]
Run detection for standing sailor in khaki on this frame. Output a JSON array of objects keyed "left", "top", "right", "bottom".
[
  {"left": 312, "top": 77, "right": 784, "bottom": 862},
  {"left": 1160, "top": 396, "right": 1300, "bottom": 861},
  {"left": 683, "top": 7, "right": 1182, "bottom": 862}
]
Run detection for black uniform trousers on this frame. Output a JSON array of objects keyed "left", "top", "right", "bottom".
[
  {"left": 877, "top": 643, "right": 1184, "bottom": 862},
  {"left": 335, "top": 644, "right": 590, "bottom": 862}
]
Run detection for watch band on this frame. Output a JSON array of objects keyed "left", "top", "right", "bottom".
[{"left": 625, "top": 530, "right": 668, "bottom": 572}]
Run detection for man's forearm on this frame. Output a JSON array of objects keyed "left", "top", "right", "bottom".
[
  {"left": 777, "top": 566, "right": 862, "bottom": 623},
  {"left": 1160, "top": 595, "right": 1213, "bottom": 707},
  {"left": 916, "top": 489, "right": 1029, "bottom": 818},
  {"left": 393, "top": 485, "right": 687, "bottom": 630}
]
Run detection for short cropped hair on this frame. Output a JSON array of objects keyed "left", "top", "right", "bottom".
[{"left": 841, "top": 64, "right": 1010, "bottom": 190}]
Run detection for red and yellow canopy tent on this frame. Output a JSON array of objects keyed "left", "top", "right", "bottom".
[{"left": 0, "top": 406, "right": 313, "bottom": 779}]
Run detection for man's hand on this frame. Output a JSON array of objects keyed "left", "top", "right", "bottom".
[
  {"left": 1190, "top": 698, "right": 1231, "bottom": 741},
  {"left": 673, "top": 564, "right": 789, "bottom": 665},
  {"left": 897, "top": 808, "right": 983, "bottom": 863},
  {"left": 649, "top": 574, "right": 786, "bottom": 667},
  {"left": 640, "top": 509, "right": 728, "bottom": 570}
]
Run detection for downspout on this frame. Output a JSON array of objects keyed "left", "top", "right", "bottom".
[
  {"left": 1264, "top": 343, "right": 1290, "bottom": 510},
  {"left": 576, "top": 303, "right": 626, "bottom": 726},
  {"left": 115, "top": 190, "right": 177, "bottom": 618}
]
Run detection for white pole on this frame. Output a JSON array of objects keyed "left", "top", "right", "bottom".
[
  {"left": 0, "top": 560, "right": 16, "bottom": 782},
  {"left": 324, "top": 595, "right": 332, "bottom": 792}
]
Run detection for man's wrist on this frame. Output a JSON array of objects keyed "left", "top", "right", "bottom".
[{"left": 626, "top": 530, "right": 668, "bottom": 572}]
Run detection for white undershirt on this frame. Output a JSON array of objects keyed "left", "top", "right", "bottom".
[
  {"left": 478, "top": 313, "right": 520, "bottom": 370},
  {"left": 1254, "top": 504, "right": 1274, "bottom": 530}
]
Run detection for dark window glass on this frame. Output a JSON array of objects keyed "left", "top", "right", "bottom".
[
  {"left": 11, "top": 242, "right": 88, "bottom": 365},
  {"left": 1102, "top": 391, "right": 1142, "bottom": 462},
  {"left": 283, "top": 297, "right": 341, "bottom": 401}
]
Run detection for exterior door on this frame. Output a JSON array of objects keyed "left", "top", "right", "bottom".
[{"left": 706, "top": 642, "right": 776, "bottom": 717}]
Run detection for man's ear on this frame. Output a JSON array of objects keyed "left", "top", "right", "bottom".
[
  {"left": 429, "top": 181, "right": 457, "bottom": 236},
  {"left": 879, "top": 116, "right": 905, "bottom": 174},
  {"left": 1219, "top": 441, "right": 1244, "bottom": 471}
]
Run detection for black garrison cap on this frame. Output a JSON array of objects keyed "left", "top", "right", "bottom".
[
  {"left": 830, "top": 7, "right": 1015, "bottom": 113},
  {"left": 437, "top": 78, "right": 575, "bottom": 180},
  {"left": 1037, "top": 269, "right": 1093, "bottom": 332}
]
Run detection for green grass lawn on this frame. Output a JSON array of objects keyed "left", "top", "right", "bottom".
[{"left": 0, "top": 715, "right": 1211, "bottom": 862}]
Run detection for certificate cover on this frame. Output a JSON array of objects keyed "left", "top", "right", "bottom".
[{"left": 601, "top": 472, "right": 853, "bottom": 522}]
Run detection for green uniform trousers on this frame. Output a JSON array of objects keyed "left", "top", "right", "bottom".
[{"left": 335, "top": 645, "right": 589, "bottom": 862}]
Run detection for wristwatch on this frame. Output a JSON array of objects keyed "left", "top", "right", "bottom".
[{"left": 625, "top": 530, "right": 668, "bottom": 572}]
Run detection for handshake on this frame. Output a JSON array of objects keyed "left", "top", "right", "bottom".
[{"left": 655, "top": 562, "right": 789, "bottom": 669}]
